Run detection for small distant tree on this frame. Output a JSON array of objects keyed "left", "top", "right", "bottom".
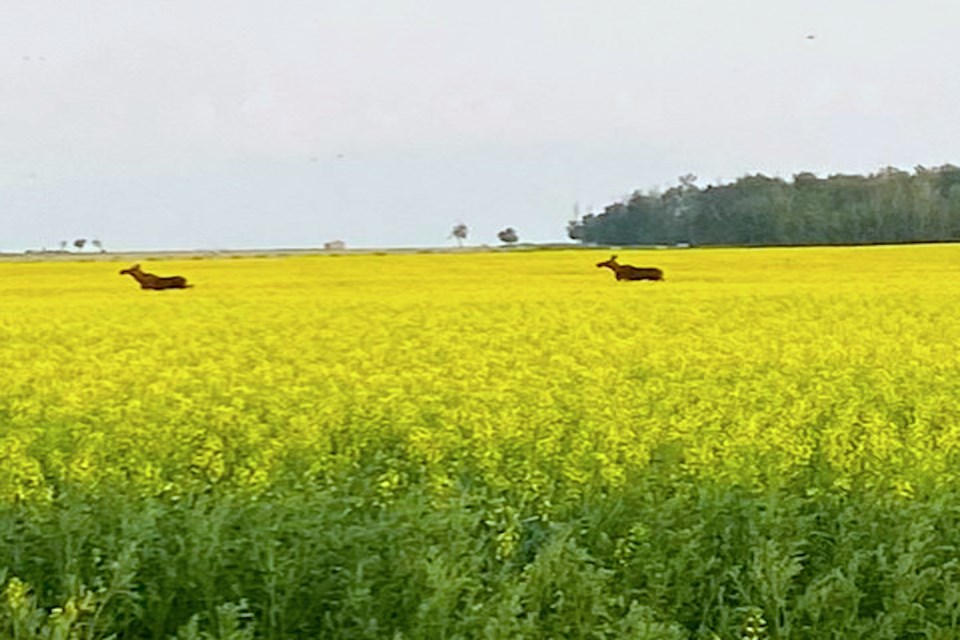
[
  {"left": 497, "top": 227, "right": 519, "bottom": 244},
  {"left": 91, "top": 239, "right": 104, "bottom": 253},
  {"left": 451, "top": 223, "right": 468, "bottom": 247},
  {"left": 73, "top": 238, "right": 87, "bottom": 251},
  {"left": 59, "top": 240, "right": 67, "bottom": 251}
]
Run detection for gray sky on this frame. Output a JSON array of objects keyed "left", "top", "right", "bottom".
[{"left": 3, "top": 0, "right": 960, "bottom": 251}]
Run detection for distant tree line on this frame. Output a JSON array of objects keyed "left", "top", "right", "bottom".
[{"left": 567, "top": 165, "right": 960, "bottom": 246}]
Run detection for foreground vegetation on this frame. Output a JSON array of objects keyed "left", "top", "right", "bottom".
[{"left": 3, "top": 246, "right": 960, "bottom": 638}]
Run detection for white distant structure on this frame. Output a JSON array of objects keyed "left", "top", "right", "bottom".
[{"left": 324, "top": 240, "right": 346, "bottom": 251}]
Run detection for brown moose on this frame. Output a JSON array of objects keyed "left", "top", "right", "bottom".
[
  {"left": 119, "top": 264, "right": 192, "bottom": 290},
  {"left": 596, "top": 255, "right": 664, "bottom": 281}
]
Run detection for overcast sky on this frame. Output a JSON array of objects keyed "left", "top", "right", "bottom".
[{"left": 3, "top": 0, "right": 960, "bottom": 251}]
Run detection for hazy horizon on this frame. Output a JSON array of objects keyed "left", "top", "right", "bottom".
[{"left": 5, "top": 0, "right": 960, "bottom": 251}]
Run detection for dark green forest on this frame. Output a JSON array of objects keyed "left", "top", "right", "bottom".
[{"left": 568, "top": 165, "right": 960, "bottom": 246}]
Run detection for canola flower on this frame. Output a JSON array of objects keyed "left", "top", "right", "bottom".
[{"left": 1, "top": 245, "right": 960, "bottom": 506}]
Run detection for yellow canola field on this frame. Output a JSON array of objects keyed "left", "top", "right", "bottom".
[{"left": 2, "top": 245, "right": 960, "bottom": 504}]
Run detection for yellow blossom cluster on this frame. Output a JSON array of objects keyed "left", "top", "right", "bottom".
[{"left": 2, "top": 245, "right": 959, "bottom": 504}]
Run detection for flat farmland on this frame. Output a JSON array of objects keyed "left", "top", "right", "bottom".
[{"left": 3, "top": 245, "right": 960, "bottom": 639}]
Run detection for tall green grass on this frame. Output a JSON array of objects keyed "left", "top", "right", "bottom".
[{"left": 4, "top": 473, "right": 960, "bottom": 638}]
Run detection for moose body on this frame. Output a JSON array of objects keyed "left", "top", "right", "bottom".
[
  {"left": 596, "top": 255, "right": 664, "bottom": 281},
  {"left": 120, "top": 264, "right": 191, "bottom": 290}
]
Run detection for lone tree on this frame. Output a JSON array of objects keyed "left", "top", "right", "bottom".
[
  {"left": 91, "top": 239, "right": 104, "bottom": 253},
  {"left": 73, "top": 238, "right": 87, "bottom": 251},
  {"left": 497, "top": 227, "right": 519, "bottom": 245},
  {"left": 451, "top": 223, "right": 468, "bottom": 247}
]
